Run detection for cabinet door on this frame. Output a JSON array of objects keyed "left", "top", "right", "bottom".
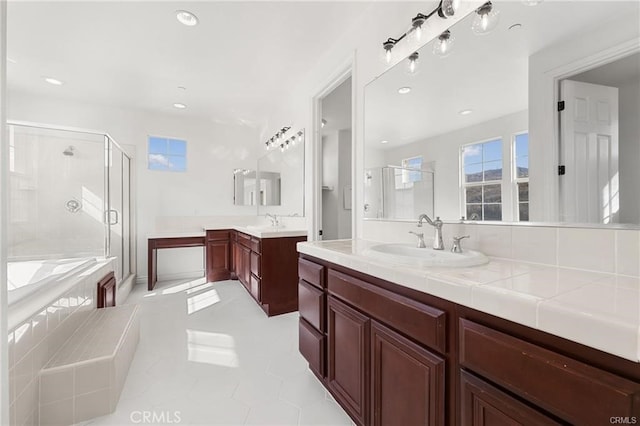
[
  {"left": 460, "top": 370, "right": 560, "bottom": 426},
  {"left": 328, "top": 296, "right": 369, "bottom": 426},
  {"left": 206, "top": 240, "right": 230, "bottom": 282},
  {"left": 250, "top": 274, "right": 260, "bottom": 301},
  {"left": 242, "top": 246, "right": 251, "bottom": 288},
  {"left": 232, "top": 241, "right": 240, "bottom": 278},
  {"left": 371, "top": 321, "right": 445, "bottom": 426}
]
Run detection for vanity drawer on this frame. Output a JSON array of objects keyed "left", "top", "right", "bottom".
[
  {"left": 327, "top": 269, "right": 446, "bottom": 354},
  {"left": 250, "top": 274, "right": 260, "bottom": 301},
  {"left": 206, "top": 230, "right": 230, "bottom": 241},
  {"left": 460, "top": 370, "right": 560, "bottom": 425},
  {"left": 250, "top": 237, "right": 261, "bottom": 254},
  {"left": 459, "top": 318, "right": 640, "bottom": 425},
  {"left": 299, "top": 279, "right": 325, "bottom": 332},
  {"left": 237, "top": 232, "right": 251, "bottom": 249},
  {"left": 299, "top": 317, "right": 325, "bottom": 377},
  {"left": 298, "top": 258, "right": 324, "bottom": 289},
  {"left": 250, "top": 252, "right": 261, "bottom": 277}
]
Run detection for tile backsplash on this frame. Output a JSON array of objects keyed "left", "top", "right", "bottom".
[
  {"left": 362, "top": 221, "right": 640, "bottom": 277},
  {"left": 8, "top": 260, "right": 114, "bottom": 426}
]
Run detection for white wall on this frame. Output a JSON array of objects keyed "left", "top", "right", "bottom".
[
  {"left": 7, "top": 90, "right": 261, "bottom": 282},
  {"left": 322, "top": 129, "right": 352, "bottom": 240},
  {"left": 0, "top": 1, "right": 10, "bottom": 423},
  {"left": 380, "top": 110, "right": 528, "bottom": 222}
]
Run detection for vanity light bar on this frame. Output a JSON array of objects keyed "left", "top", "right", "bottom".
[
  {"left": 381, "top": 0, "right": 504, "bottom": 65},
  {"left": 381, "top": 0, "right": 451, "bottom": 65},
  {"left": 265, "top": 126, "right": 292, "bottom": 150}
]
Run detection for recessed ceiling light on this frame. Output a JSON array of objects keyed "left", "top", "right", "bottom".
[
  {"left": 380, "top": 140, "right": 389, "bottom": 144},
  {"left": 7, "top": 57, "right": 17, "bottom": 64},
  {"left": 459, "top": 109, "right": 473, "bottom": 116},
  {"left": 44, "top": 77, "right": 64, "bottom": 86},
  {"left": 398, "top": 87, "right": 412, "bottom": 94},
  {"left": 176, "top": 10, "right": 199, "bottom": 26},
  {"left": 173, "top": 103, "right": 187, "bottom": 109}
]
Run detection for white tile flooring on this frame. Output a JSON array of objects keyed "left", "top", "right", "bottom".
[{"left": 83, "top": 278, "right": 352, "bottom": 426}]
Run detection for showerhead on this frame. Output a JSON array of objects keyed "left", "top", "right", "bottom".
[{"left": 63, "top": 146, "right": 75, "bottom": 156}]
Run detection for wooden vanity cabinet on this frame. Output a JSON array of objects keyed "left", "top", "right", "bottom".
[
  {"left": 233, "top": 231, "right": 306, "bottom": 316},
  {"left": 298, "top": 253, "right": 640, "bottom": 426},
  {"left": 206, "top": 230, "right": 231, "bottom": 282},
  {"left": 298, "top": 256, "right": 448, "bottom": 426}
]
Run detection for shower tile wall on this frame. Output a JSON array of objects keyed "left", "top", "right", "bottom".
[{"left": 8, "top": 260, "right": 114, "bottom": 426}]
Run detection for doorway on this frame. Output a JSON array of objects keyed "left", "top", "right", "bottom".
[
  {"left": 319, "top": 76, "right": 352, "bottom": 240},
  {"left": 558, "top": 52, "right": 640, "bottom": 224}
]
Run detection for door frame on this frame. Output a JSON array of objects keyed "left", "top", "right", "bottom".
[
  {"left": 311, "top": 55, "right": 355, "bottom": 241},
  {"left": 540, "top": 39, "right": 639, "bottom": 222}
]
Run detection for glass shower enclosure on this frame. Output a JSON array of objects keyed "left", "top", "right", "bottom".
[{"left": 7, "top": 121, "right": 133, "bottom": 288}]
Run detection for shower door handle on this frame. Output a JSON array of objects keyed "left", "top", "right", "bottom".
[{"left": 105, "top": 209, "right": 119, "bottom": 225}]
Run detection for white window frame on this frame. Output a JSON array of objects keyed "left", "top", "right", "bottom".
[
  {"left": 460, "top": 137, "right": 504, "bottom": 221},
  {"left": 512, "top": 131, "right": 530, "bottom": 222}
]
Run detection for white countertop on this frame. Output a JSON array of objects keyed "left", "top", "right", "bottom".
[
  {"left": 147, "top": 226, "right": 307, "bottom": 240},
  {"left": 297, "top": 239, "right": 640, "bottom": 362}
]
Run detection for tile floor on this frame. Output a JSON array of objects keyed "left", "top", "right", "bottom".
[{"left": 83, "top": 278, "right": 352, "bottom": 426}]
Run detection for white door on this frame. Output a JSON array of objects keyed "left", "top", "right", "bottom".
[{"left": 559, "top": 79, "right": 619, "bottom": 224}]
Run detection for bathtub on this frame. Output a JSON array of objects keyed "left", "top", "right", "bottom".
[{"left": 8, "top": 257, "right": 98, "bottom": 305}]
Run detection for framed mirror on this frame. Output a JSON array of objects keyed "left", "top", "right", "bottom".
[
  {"left": 258, "top": 129, "right": 305, "bottom": 216},
  {"left": 364, "top": 1, "right": 640, "bottom": 227},
  {"left": 233, "top": 169, "right": 258, "bottom": 206}
]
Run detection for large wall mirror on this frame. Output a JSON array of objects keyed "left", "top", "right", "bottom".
[
  {"left": 257, "top": 129, "right": 305, "bottom": 216},
  {"left": 364, "top": 1, "right": 640, "bottom": 227}
]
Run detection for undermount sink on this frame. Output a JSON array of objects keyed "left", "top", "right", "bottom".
[{"left": 364, "top": 243, "right": 489, "bottom": 268}]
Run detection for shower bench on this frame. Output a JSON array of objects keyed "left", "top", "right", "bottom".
[{"left": 38, "top": 304, "right": 140, "bottom": 425}]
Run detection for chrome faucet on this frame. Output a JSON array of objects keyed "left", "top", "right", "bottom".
[
  {"left": 451, "top": 235, "right": 470, "bottom": 253},
  {"left": 265, "top": 213, "right": 279, "bottom": 227},
  {"left": 417, "top": 213, "right": 444, "bottom": 250},
  {"left": 408, "top": 231, "right": 426, "bottom": 248}
]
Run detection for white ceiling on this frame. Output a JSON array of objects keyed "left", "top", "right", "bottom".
[
  {"left": 364, "top": 1, "right": 640, "bottom": 149},
  {"left": 6, "top": 1, "right": 373, "bottom": 128}
]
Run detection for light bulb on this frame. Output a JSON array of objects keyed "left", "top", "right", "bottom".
[
  {"left": 381, "top": 40, "right": 395, "bottom": 65},
  {"left": 406, "top": 52, "right": 419, "bottom": 75},
  {"left": 409, "top": 15, "right": 426, "bottom": 44},
  {"left": 472, "top": 2, "right": 499, "bottom": 35},
  {"left": 433, "top": 30, "right": 454, "bottom": 57},
  {"left": 441, "top": 0, "right": 461, "bottom": 17}
]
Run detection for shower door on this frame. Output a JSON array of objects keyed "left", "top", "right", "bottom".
[{"left": 107, "top": 139, "right": 132, "bottom": 283}]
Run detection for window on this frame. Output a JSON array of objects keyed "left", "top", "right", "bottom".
[
  {"left": 148, "top": 136, "right": 187, "bottom": 172},
  {"left": 462, "top": 139, "right": 502, "bottom": 221},
  {"left": 400, "top": 156, "right": 423, "bottom": 187},
  {"left": 514, "top": 133, "right": 529, "bottom": 221}
]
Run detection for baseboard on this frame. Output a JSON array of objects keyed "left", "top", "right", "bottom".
[
  {"left": 135, "top": 270, "right": 205, "bottom": 286},
  {"left": 117, "top": 274, "right": 136, "bottom": 304}
]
